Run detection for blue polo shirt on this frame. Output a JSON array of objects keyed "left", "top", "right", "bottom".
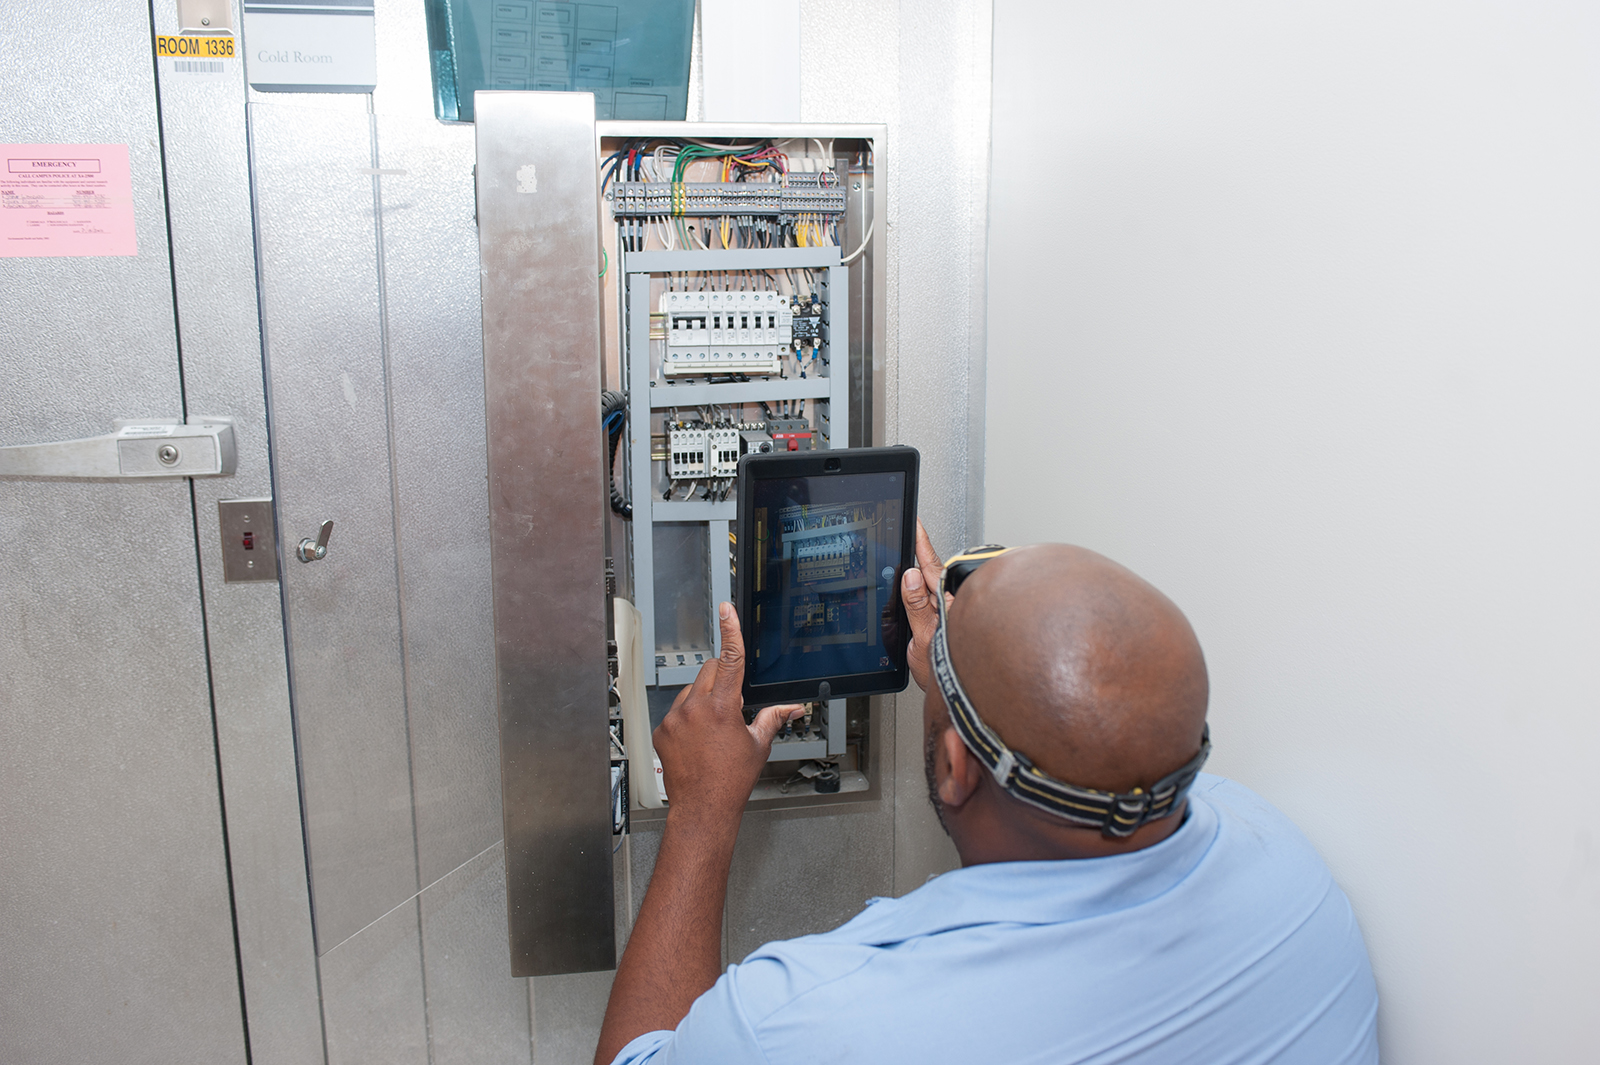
[{"left": 611, "top": 774, "right": 1378, "bottom": 1065}]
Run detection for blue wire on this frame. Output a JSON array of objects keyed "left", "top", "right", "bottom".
[{"left": 600, "top": 149, "right": 626, "bottom": 194}]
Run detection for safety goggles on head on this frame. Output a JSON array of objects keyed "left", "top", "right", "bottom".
[{"left": 929, "top": 544, "right": 1211, "bottom": 838}]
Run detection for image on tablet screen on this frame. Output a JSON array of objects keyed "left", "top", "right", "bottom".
[{"left": 747, "top": 470, "right": 906, "bottom": 686}]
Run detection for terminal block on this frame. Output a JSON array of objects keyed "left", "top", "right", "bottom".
[
  {"left": 613, "top": 172, "right": 846, "bottom": 220},
  {"left": 660, "top": 290, "right": 790, "bottom": 377}
]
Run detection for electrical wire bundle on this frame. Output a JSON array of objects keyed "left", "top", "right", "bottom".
[
  {"left": 601, "top": 139, "right": 846, "bottom": 253},
  {"left": 601, "top": 390, "right": 631, "bottom": 519}
]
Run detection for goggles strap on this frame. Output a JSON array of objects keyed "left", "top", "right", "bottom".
[{"left": 929, "top": 575, "right": 1210, "bottom": 839}]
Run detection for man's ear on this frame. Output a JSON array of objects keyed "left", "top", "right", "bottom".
[{"left": 937, "top": 727, "right": 985, "bottom": 810}]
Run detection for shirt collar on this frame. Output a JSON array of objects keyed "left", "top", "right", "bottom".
[{"left": 840, "top": 778, "right": 1222, "bottom": 945}]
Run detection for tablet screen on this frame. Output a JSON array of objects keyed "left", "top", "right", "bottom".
[{"left": 745, "top": 469, "right": 908, "bottom": 689}]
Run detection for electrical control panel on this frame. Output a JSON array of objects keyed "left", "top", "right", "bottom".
[
  {"left": 476, "top": 101, "right": 883, "bottom": 978},
  {"left": 596, "top": 123, "right": 882, "bottom": 819}
]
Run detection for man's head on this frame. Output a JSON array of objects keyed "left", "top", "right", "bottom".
[{"left": 923, "top": 544, "right": 1210, "bottom": 862}]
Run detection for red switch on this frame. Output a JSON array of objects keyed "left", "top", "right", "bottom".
[{"left": 242, "top": 531, "right": 254, "bottom": 550}]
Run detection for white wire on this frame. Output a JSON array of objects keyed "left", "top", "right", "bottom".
[
  {"left": 686, "top": 138, "right": 762, "bottom": 151},
  {"left": 839, "top": 217, "right": 875, "bottom": 266}
]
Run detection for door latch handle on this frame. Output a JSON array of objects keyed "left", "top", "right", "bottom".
[
  {"left": 297, "top": 520, "right": 334, "bottom": 563},
  {"left": 0, "top": 418, "right": 236, "bottom": 479}
]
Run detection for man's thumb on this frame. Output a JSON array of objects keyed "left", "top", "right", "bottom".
[{"left": 903, "top": 566, "right": 934, "bottom": 612}]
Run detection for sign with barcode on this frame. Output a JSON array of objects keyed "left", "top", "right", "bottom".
[{"left": 172, "top": 60, "right": 227, "bottom": 74}]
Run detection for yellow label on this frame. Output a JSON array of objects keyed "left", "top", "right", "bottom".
[{"left": 154, "top": 35, "right": 236, "bottom": 59}]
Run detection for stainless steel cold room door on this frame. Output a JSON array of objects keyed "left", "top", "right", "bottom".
[{"left": 0, "top": 3, "right": 249, "bottom": 1063}]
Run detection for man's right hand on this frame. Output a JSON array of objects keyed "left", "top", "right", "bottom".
[{"left": 901, "top": 520, "right": 948, "bottom": 692}]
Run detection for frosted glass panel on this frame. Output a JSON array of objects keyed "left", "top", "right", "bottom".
[{"left": 425, "top": 0, "right": 694, "bottom": 122}]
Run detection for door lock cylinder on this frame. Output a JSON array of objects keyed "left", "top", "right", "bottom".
[{"left": 296, "top": 520, "right": 334, "bottom": 563}]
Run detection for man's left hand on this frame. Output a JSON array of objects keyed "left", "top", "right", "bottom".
[{"left": 653, "top": 602, "right": 804, "bottom": 821}]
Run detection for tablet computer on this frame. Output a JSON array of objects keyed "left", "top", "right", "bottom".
[{"left": 736, "top": 446, "right": 920, "bottom": 705}]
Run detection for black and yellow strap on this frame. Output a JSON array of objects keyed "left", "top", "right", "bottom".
[
  {"left": 942, "top": 544, "right": 1013, "bottom": 596},
  {"left": 928, "top": 543, "right": 1211, "bottom": 838}
]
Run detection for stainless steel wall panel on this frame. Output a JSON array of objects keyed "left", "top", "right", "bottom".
[
  {"left": 0, "top": 2, "right": 248, "bottom": 1062},
  {"left": 620, "top": 825, "right": 663, "bottom": 951},
  {"left": 885, "top": 0, "right": 992, "bottom": 894},
  {"left": 722, "top": 807, "right": 895, "bottom": 963},
  {"left": 372, "top": 110, "right": 503, "bottom": 890},
  {"left": 149, "top": 2, "right": 325, "bottom": 1059},
  {"left": 798, "top": 0, "right": 989, "bottom": 896},
  {"left": 892, "top": 0, "right": 992, "bottom": 549},
  {"left": 476, "top": 91, "right": 615, "bottom": 976},
  {"left": 318, "top": 899, "right": 429, "bottom": 1065},
  {"left": 250, "top": 100, "right": 420, "bottom": 950},
  {"left": 419, "top": 843, "right": 533, "bottom": 1065},
  {"left": 531, "top": 971, "right": 617, "bottom": 1065}
]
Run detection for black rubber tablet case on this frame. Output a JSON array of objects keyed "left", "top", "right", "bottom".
[{"left": 735, "top": 445, "right": 920, "bottom": 705}]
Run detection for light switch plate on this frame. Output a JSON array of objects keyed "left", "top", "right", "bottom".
[{"left": 218, "top": 498, "right": 278, "bottom": 583}]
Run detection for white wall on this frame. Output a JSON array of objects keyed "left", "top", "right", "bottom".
[
  {"left": 702, "top": 0, "right": 801, "bottom": 121},
  {"left": 986, "top": 3, "right": 1600, "bottom": 1062}
]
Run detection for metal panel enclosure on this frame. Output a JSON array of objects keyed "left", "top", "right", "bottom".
[
  {"left": 250, "top": 100, "right": 420, "bottom": 954},
  {"left": 476, "top": 91, "right": 615, "bottom": 976}
]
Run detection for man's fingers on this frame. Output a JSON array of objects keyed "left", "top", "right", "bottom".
[
  {"left": 914, "top": 519, "right": 944, "bottom": 575},
  {"left": 684, "top": 652, "right": 721, "bottom": 700},
  {"left": 686, "top": 603, "right": 739, "bottom": 700},
  {"left": 711, "top": 601, "right": 745, "bottom": 701},
  {"left": 914, "top": 520, "right": 946, "bottom": 604},
  {"left": 747, "top": 704, "right": 806, "bottom": 750}
]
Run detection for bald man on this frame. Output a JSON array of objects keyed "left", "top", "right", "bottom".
[{"left": 596, "top": 528, "right": 1378, "bottom": 1065}]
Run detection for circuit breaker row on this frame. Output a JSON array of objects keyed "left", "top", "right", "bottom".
[
  {"left": 660, "top": 291, "right": 825, "bottom": 377},
  {"left": 660, "top": 290, "right": 786, "bottom": 376}
]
